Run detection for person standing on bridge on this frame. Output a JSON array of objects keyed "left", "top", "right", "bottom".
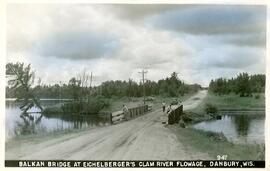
[
  {"left": 167, "top": 104, "right": 172, "bottom": 113},
  {"left": 162, "top": 101, "right": 166, "bottom": 113},
  {"left": 122, "top": 105, "right": 129, "bottom": 120}
]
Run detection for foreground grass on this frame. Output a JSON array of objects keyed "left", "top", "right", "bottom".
[
  {"left": 171, "top": 126, "right": 264, "bottom": 160},
  {"left": 188, "top": 92, "right": 265, "bottom": 114}
]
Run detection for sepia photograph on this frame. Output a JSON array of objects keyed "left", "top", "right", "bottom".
[{"left": 2, "top": 1, "right": 268, "bottom": 168}]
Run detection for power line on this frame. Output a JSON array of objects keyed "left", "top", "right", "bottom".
[{"left": 138, "top": 69, "right": 148, "bottom": 104}]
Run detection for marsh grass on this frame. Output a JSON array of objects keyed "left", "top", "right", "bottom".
[
  {"left": 177, "top": 128, "right": 264, "bottom": 160},
  {"left": 188, "top": 92, "right": 265, "bottom": 114}
]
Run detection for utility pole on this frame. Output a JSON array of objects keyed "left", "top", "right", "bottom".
[
  {"left": 89, "top": 72, "right": 93, "bottom": 96},
  {"left": 90, "top": 72, "right": 93, "bottom": 89},
  {"left": 139, "top": 69, "right": 148, "bottom": 104},
  {"left": 59, "top": 81, "right": 62, "bottom": 103}
]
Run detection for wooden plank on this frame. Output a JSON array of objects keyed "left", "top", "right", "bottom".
[
  {"left": 112, "top": 110, "right": 124, "bottom": 117},
  {"left": 148, "top": 105, "right": 152, "bottom": 111},
  {"left": 112, "top": 114, "right": 125, "bottom": 122}
]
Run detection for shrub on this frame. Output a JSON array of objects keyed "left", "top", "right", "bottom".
[
  {"left": 61, "top": 96, "right": 110, "bottom": 115},
  {"left": 42, "top": 96, "right": 110, "bottom": 116},
  {"left": 255, "top": 94, "right": 260, "bottom": 99},
  {"left": 205, "top": 103, "right": 218, "bottom": 114}
]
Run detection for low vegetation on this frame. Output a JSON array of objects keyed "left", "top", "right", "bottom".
[
  {"left": 205, "top": 103, "right": 218, "bottom": 114},
  {"left": 42, "top": 96, "right": 110, "bottom": 116},
  {"left": 174, "top": 128, "right": 264, "bottom": 160},
  {"left": 188, "top": 92, "right": 265, "bottom": 115}
]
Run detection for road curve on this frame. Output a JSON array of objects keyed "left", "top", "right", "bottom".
[{"left": 6, "top": 90, "right": 208, "bottom": 160}]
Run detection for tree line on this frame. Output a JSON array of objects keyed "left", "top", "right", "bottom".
[
  {"left": 6, "top": 70, "right": 202, "bottom": 99},
  {"left": 209, "top": 73, "right": 265, "bottom": 97},
  {"left": 6, "top": 62, "right": 201, "bottom": 115},
  {"left": 99, "top": 72, "right": 201, "bottom": 98}
]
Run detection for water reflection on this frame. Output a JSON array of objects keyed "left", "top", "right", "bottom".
[
  {"left": 6, "top": 100, "right": 110, "bottom": 139},
  {"left": 14, "top": 114, "right": 43, "bottom": 135},
  {"left": 192, "top": 114, "right": 264, "bottom": 144},
  {"left": 232, "top": 115, "right": 251, "bottom": 136}
]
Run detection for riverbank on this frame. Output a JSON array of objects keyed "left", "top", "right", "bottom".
[
  {"left": 175, "top": 92, "right": 265, "bottom": 160},
  {"left": 187, "top": 92, "right": 265, "bottom": 116},
  {"left": 169, "top": 125, "right": 264, "bottom": 160}
]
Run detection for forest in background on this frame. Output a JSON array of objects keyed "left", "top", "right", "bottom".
[
  {"left": 209, "top": 73, "right": 265, "bottom": 96},
  {"left": 6, "top": 64, "right": 202, "bottom": 99},
  {"left": 6, "top": 62, "right": 265, "bottom": 115}
]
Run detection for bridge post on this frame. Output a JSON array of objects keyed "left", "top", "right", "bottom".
[
  {"left": 168, "top": 105, "right": 183, "bottom": 124},
  {"left": 109, "top": 112, "right": 113, "bottom": 125}
]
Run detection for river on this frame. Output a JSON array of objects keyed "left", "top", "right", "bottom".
[
  {"left": 5, "top": 99, "right": 110, "bottom": 140},
  {"left": 192, "top": 113, "right": 265, "bottom": 144},
  {"left": 6, "top": 100, "right": 265, "bottom": 145}
]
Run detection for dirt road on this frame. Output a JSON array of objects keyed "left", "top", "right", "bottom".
[{"left": 6, "top": 90, "right": 209, "bottom": 160}]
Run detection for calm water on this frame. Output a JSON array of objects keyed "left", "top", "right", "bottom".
[
  {"left": 192, "top": 114, "right": 265, "bottom": 144},
  {"left": 5, "top": 100, "right": 110, "bottom": 140}
]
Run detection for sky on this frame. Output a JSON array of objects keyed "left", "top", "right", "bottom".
[{"left": 6, "top": 4, "right": 266, "bottom": 87}]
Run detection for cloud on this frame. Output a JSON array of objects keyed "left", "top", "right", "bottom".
[
  {"left": 6, "top": 4, "right": 266, "bottom": 87},
  {"left": 149, "top": 5, "right": 266, "bottom": 35},
  {"left": 221, "top": 33, "right": 266, "bottom": 47},
  {"left": 115, "top": 29, "right": 192, "bottom": 69},
  {"left": 189, "top": 44, "right": 265, "bottom": 71},
  {"left": 33, "top": 31, "right": 119, "bottom": 60},
  {"left": 210, "top": 47, "right": 265, "bottom": 69},
  {"left": 104, "top": 4, "right": 188, "bottom": 21}
]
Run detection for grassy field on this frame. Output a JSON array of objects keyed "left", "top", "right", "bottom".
[
  {"left": 188, "top": 92, "right": 265, "bottom": 114},
  {"left": 170, "top": 126, "right": 264, "bottom": 160}
]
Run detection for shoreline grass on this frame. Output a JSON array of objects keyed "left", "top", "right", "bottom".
[
  {"left": 187, "top": 92, "right": 265, "bottom": 115},
  {"left": 171, "top": 126, "right": 264, "bottom": 160},
  {"left": 178, "top": 92, "right": 265, "bottom": 160}
]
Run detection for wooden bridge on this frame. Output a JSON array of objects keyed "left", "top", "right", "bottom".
[
  {"left": 110, "top": 105, "right": 152, "bottom": 124},
  {"left": 110, "top": 104, "right": 183, "bottom": 125}
]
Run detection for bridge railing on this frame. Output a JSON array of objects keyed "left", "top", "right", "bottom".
[
  {"left": 110, "top": 105, "right": 152, "bottom": 124},
  {"left": 168, "top": 105, "right": 183, "bottom": 124}
]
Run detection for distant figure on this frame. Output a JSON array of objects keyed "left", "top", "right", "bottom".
[
  {"left": 166, "top": 105, "right": 172, "bottom": 114},
  {"left": 162, "top": 101, "right": 166, "bottom": 113},
  {"left": 122, "top": 105, "right": 129, "bottom": 120}
]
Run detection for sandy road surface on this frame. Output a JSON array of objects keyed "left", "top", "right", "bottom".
[{"left": 6, "top": 90, "right": 209, "bottom": 160}]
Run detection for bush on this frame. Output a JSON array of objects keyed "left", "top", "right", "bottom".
[
  {"left": 205, "top": 103, "right": 218, "bottom": 114},
  {"left": 61, "top": 96, "right": 110, "bottom": 115},
  {"left": 42, "top": 96, "right": 110, "bottom": 116},
  {"left": 255, "top": 94, "right": 260, "bottom": 99}
]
